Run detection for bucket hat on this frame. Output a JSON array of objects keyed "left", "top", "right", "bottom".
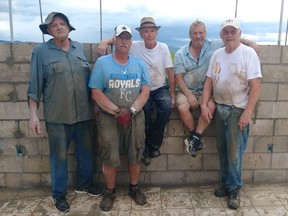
[{"left": 39, "top": 12, "right": 75, "bottom": 35}]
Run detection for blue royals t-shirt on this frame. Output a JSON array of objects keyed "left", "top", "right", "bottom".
[{"left": 88, "top": 54, "right": 151, "bottom": 108}]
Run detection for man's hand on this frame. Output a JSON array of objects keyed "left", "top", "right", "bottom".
[
  {"left": 97, "top": 40, "right": 112, "bottom": 56},
  {"left": 238, "top": 112, "right": 251, "bottom": 130},
  {"left": 171, "top": 94, "right": 176, "bottom": 109},
  {"left": 29, "top": 116, "right": 42, "bottom": 136},
  {"left": 201, "top": 105, "right": 213, "bottom": 123},
  {"left": 187, "top": 93, "right": 198, "bottom": 109},
  {"left": 115, "top": 108, "right": 131, "bottom": 128}
]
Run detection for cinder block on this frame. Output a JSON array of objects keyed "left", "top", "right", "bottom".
[
  {"left": 12, "top": 43, "right": 36, "bottom": 63},
  {"left": 185, "top": 171, "right": 219, "bottom": 184},
  {"left": 168, "top": 154, "right": 202, "bottom": 170},
  {"left": 282, "top": 46, "right": 288, "bottom": 63},
  {"left": 150, "top": 171, "right": 185, "bottom": 185},
  {"left": 202, "top": 154, "right": 220, "bottom": 170},
  {"left": 271, "top": 153, "right": 288, "bottom": 169},
  {"left": 5, "top": 173, "right": 41, "bottom": 188},
  {"left": 15, "top": 84, "right": 29, "bottom": 101},
  {"left": 253, "top": 136, "right": 274, "bottom": 153},
  {"left": 83, "top": 43, "right": 91, "bottom": 62},
  {"left": 272, "top": 136, "right": 288, "bottom": 152},
  {"left": 0, "top": 43, "right": 11, "bottom": 62},
  {"left": 0, "top": 156, "right": 23, "bottom": 172},
  {"left": 0, "top": 174, "right": 5, "bottom": 187},
  {"left": 246, "top": 138, "right": 254, "bottom": 153},
  {"left": 202, "top": 137, "right": 217, "bottom": 153},
  {"left": 0, "top": 84, "right": 14, "bottom": 102},
  {"left": 0, "top": 138, "right": 43, "bottom": 156},
  {"left": 243, "top": 153, "right": 271, "bottom": 169},
  {"left": 275, "top": 119, "right": 288, "bottom": 135},
  {"left": 254, "top": 170, "right": 287, "bottom": 183},
  {"left": 262, "top": 65, "right": 288, "bottom": 83},
  {"left": 0, "top": 102, "right": 30, "bottom": 120},
  {"left": 250, "top": 119, "right": 274, "bottom": 136},
  {"left": 161, "top": 137, "right": 185, "bottom": 154},
  {"left": 166, "top": 119, "right": 186, "bottom": 137},
  {"left": 0, "top": 63, "right": 30, "bottom": 82},
  {"left": 256, "top": 102, "right": 276, "bottom": 118},
  {"left": 91, "top": 44, "right": 101, "bottom": 64},
  {"left": 242, "top": 170, "right": 253, "bottom": 183},
  {"left": 260, "top": 83, "right": 278, "bottom": 101},
  {"left": 259, "top": 45, "right": 281, "bottom": 64},
  {"left": 142, "top": 155, "right": 167, "bottom": 171},
  {"left": 0, "top": 121, "right": 20, "bottom": 138},
  {"left": 22, "top": 155, "right": 50, "bottom": 172},
  {"left": 274, "top": 102, "right": 288, "bottom": 118}
]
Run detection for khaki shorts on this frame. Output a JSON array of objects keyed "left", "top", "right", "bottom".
[
  {"left": 96, "top": 110, "right": 145, "bottom": 167},
  {"left": 176, "top": 91, "right": 214, "bottom": 107}
]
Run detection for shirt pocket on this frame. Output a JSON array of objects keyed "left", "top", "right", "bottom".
[
  {"left": 44, "top": 57, "right": 68, "bottom": 76},
  {"left": 74, "top": 55, "right": 90, "bottom": 70}
]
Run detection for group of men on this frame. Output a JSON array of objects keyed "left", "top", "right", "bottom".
[{"left": 27, "top": 11, "right": 262, "bottom": 212}]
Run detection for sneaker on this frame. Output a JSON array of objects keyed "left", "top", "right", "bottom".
[
  {"left": 150, "top": 148, "right": 161, "bottom": 158},
  {"left": 184, "top": 133, "right": 205, "bottom": 157},
  {"left": 214, "top": 186, "right": 230, "bottom": 197},
  {"left": 52, "top": 197, "right": 70, "bottom": 212},
  {"left": 142, "top": 148, "right": 151, "bottom": 166},
  {"left": 228, "top": 187, "right": 240, "bottom": 210},
  {"left": 100, "top": 190, "right": 116, "bottom": 212},
  {"left": 129, "top": 186, "right": 147, "bottom": 205},
  {"left": 75, "top": 186, "right": 104, "bottom": 197}
]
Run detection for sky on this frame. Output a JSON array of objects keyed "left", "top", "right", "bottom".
[{"left": 0, "top": 0, "right": 287, "bottom": 49}]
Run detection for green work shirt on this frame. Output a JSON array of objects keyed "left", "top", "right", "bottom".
[{"left": 27, "top": 39, "right": 93, "bottom": 124}]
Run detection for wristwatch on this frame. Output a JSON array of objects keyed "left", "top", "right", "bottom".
[{"left": 130, "top": 107, "right": 137, "bottom": 116}]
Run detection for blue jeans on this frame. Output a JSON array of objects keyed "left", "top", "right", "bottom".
[
  {"left": 143, "top": 86, "right": 171, "bottom": 149},
  {"left": 46, "top": 120, "right": 95, "bottom": 199},
  {"left": 214, "top": 104, "right": 249, "bottom": 191}
]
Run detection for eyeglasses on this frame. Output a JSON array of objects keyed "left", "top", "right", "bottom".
[
  {"left": 221, "top": 29, "right": 239, "bottom": 36},
  {"left": 116, "top": 36, "right": 132, "bottom": 41}
]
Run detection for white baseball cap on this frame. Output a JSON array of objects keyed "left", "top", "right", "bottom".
[
  {"left": 221, "top": 18, "right": 241, "bottom": 30},
  {"left": 114, "top": 25, "right": 132, "bottom": 37}
]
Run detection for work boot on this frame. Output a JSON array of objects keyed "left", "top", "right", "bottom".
[
  {"left": 129, "top": 186, "right": 147, "bottom": 205},
  {"left": 228, "top": 187, "right": 240, "bottom": 210},
  {"left": 100, "top": 189, "right": 116, "bottom": 212}
]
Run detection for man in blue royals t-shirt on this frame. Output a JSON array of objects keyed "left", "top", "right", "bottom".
[{"left": 89, "top": 24, "right": 151, "bottom": 212}]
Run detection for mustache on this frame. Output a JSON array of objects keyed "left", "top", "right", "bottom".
[{"left": 120, "top": 45, "right": 128, "bottom": 48}]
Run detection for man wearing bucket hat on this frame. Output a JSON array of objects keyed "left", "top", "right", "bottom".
[
  {"left": 89, "top": 24, "right": 151, "bottom": 211},
  {"left": 201, "top": 18, "right": 262, "bottom": 210},
  {"left": 97, "top": 17, "right": 175, "bottom": 167},
  {"left": 27, "top": 12, "right": 103, "bottom": 213}
]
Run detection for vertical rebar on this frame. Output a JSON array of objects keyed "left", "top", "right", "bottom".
[
  {"left": 39, "top": 0, "right": 45, "bottom": 42},
  {"left": 100, "top": 0, "right": 102, "bottom": 41},
  {"left": 235, "top": 0, "right": 238, "bottom": 18},
  {"left": 278, "top": 0, "right": 284, "bottom": 45},
  {"left": 285, "top": 17, "right": 288, "bottom": 46},
  {"left": 8, "top": 0, "right": 14, "bottom": 42}
]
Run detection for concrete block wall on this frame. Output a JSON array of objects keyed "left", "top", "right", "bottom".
[{"left": 0, "top": 43, "right": 288, "bottom": 188}]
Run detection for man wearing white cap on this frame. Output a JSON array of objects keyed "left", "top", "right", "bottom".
[
  {"left": 89, "top": 25, "right": 151, "bottom": 211},
  {"left": 28, "top": 12, "right": 103, "bottom": 213},
  {"left": 97, "top": 17, "right": 175, "bottom": 166},
  {"left": 201, "top": 18, "right": 262, "bottom": 210}
]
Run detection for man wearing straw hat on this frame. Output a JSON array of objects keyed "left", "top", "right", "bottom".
[{"left": 97, "top": 17, "right": 175, "bottom": 167}]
